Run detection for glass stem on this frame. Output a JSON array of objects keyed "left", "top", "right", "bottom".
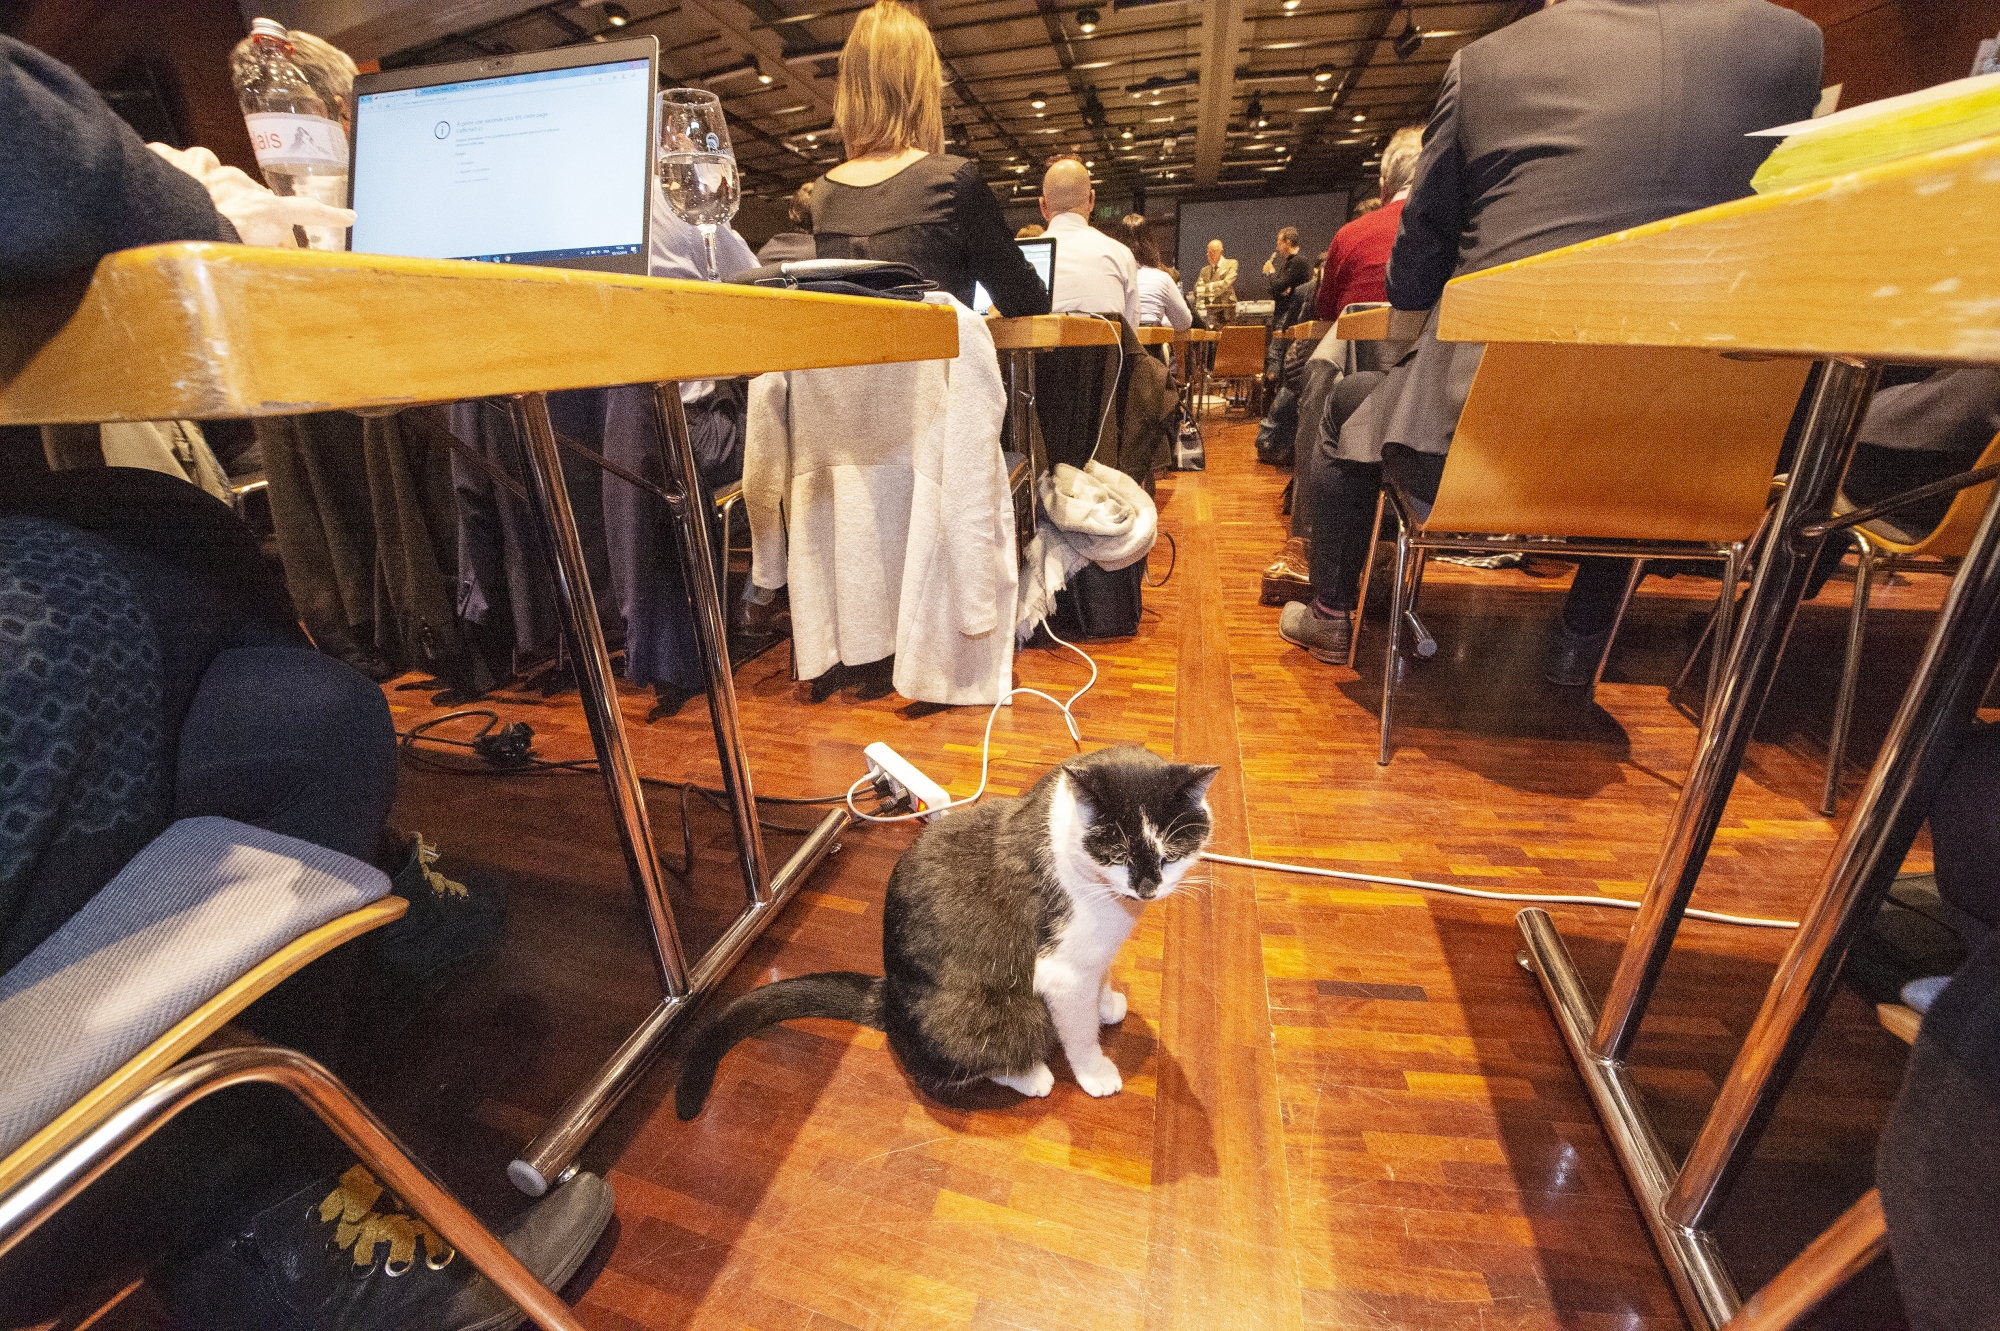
[{"left": 700, "top": 224, "right": 719, "bottom": 282}]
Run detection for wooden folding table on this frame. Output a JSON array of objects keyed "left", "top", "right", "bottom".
[{"left": 0, "top": 241, "right": 959, "bottom": 1197}]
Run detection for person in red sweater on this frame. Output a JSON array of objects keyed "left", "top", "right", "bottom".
[
  {"left": 1257, "top": 128, "right": 1426, "bottom": 605},
  {"left": 1317, "top": 126, "right": 1425, "bottom": 321}
]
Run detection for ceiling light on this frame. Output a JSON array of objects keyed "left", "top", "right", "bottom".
[
  {"left": 1298, "top": 104, "right": 1333, "bottom": 113},
  {"left": 1261, "top": 164, "right": 1285, "bottom": 171},
  {"left": 1312, "top": 64, "right": 1333, "bottom": 83},
  {"left": 1261, "top": 40, "right": 1306, "bottom": 50},
  {"left": 1282, "top": 0, "right": 1300, "bottom": 8},
  {"left": 1076, "top": 7, "right": 1099, "bottom": 34},
  {"left": 1029, "top": 91, "right": 1048, "bottom": 109},
  {"left": 755, "top": 58, "right": 773, "bottom": 84},
  {"left": 1085, "top": 159, "right": 1094, "bottom": 166},
  {"left": 602, "top": 2, "right": 630, "bottom": 25},
  {"left": 1352, "top": 112, "right": 1366, "bottom": 122},
  {"left": 1122, "top": 129, "right": 1132, "bottom": 139},
  {"left": 1076, "top": 58, "right": 1114, "bottom": 70}
]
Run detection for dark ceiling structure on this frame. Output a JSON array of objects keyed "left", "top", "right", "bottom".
[{"left": 385, "top": 0, "right": 1537, "bottom": 206}]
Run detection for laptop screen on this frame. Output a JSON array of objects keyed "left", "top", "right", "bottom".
[
  {"left": 972, "top": 237, "right": 1057, "bottom": 314},
  {"left": 349, "top": 43, "right": 655, "bottom": 272}
]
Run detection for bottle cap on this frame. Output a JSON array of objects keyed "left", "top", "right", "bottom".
[{"left": 250, "top": 17, "right": 289, "bottom": 38}]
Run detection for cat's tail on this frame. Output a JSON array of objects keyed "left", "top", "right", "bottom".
[{"left": 675, "top": 972, "right": 885, "bottom": 1119}]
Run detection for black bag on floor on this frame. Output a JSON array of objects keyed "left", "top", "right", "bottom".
[{"left": 1048, "top": 560, "right": 1145, "bottom": 640}]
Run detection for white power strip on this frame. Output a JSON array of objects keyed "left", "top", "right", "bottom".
[{"left": 864, "top": 742, "right": 953, "bottom": 821}]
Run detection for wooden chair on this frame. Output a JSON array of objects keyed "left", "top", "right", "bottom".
[
  {"left": 1369, "top": 341, "right": 1812, "bottom": 764},
  {"left": 1201, "top": 324, "right": 1267, "bottom": 418},
  {"left": 1819, "top": 430, "right": 2000, "bottom": 815},
  {"left": 0, "top": 821, "right": 588, "bottom": 1331}
]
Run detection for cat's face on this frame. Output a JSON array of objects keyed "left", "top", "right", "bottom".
[{"left": 1052, "top": 749, "right": 1219, "bottom": 902}]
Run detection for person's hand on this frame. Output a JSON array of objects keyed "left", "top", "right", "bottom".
[
  {"left": 1262, "top": 256, "right": 1276, "bottom": 275},
  {"left": 149, "top": 143, "right": 355, "bottom": 248}
]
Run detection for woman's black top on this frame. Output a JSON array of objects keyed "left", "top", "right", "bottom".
[{"left": 811, "top": 153, "right": 1051, "bottom": 316}]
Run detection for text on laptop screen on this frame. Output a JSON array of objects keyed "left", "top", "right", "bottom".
[
  {"left": 350, "top": 59, "right": 650, "bottom": 264},
  {"left": 973, "top": 237, "right": 1057, "bottom": 314}
]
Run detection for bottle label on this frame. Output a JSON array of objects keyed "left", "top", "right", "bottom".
[{"left": 244, "top": 113, "right": 348, "bottom": 168}]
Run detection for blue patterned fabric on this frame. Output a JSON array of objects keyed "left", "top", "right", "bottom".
[{"left": 0, "top": 516, "right": 169, "bottom": 961}]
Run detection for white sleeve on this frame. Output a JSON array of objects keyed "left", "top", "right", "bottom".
[
  {"left": 1163, "top": 275, "right": 1191, "bottom": 332},
  {"left": 744, "top": 372, "right": 792, "bottom": 591},
  {"left": 1122, "top": 254, "right": 1140, "bottom": 332}
]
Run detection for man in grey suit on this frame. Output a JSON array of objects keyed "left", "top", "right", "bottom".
[{"left": 1278, "top": 0, "right": 1822, "bottom": 678}]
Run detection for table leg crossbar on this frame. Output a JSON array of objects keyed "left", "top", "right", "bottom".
[
  {"left": 502, "top": 386, "right": 847, "bottom": 1197},
  {"left": 1517, "top": 360, "right": 2000, "bottom": 1328}
]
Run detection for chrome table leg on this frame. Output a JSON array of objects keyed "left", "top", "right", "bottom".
[
  {"left": 510, "top": 394, "right": 690, "bottom": 990},
  {"left": 505, "top": 387, "right": 846, "bottom": 1196},
  {"left": 650, "top": 383, "right": 768, "bottom": 907},
  {"left": 1666, "top": 478, "right": 2000, "bottom": 1232},
  {"left": 1515, "top": 361, "right": 1885, "bottom": 1330},
  {"left": 1592, "top": 361, "right": 1881, "bottom": 1062}
]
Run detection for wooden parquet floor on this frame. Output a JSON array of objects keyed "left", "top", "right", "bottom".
[{"left": 347, "top": 420, "right": 1946, "bottom": 1330}]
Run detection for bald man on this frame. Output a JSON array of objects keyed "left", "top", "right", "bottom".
[{"left": 1039, "top": 158, "right": 1139, "bottom": 329}]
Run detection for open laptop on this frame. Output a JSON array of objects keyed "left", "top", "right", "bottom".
[
  {"left": 347, "top": 36, "right": 659, "bottom": 274},
  {"left": 972, "top": 237, "right": 1057, "bottom": 314}
]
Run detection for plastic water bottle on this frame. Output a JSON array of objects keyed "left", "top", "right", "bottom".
[{"left": 233, "top": 17, "right": 348, "bottom": 249}]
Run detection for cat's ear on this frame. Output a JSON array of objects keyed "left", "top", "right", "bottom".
[
  {"left": 1175, "top": 764, "right": 1221, "bottom": 803},
  {"left": 1060, "top": 764, "right": 1109, "bottom": 816}
]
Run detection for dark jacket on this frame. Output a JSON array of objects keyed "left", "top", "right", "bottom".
[
  {"left": 812, "top": 154, "right": 1052, "bottom": 315},
  {"left": 1268, "top": 251, "right": 1312, "bottom": 327},
  {"left": 1345, "top": 0, "right": 1823, "bottom": 461},
  {"left": 0, "top": 35, "right": 230, "bottom": 290}
]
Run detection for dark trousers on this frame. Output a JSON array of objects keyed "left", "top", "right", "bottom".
[
  {"left": 1878, "top": 722, "right": 2000, "bottom": 1330},
  {"left": 1304, "top": 389, "right": 1635, "bottom": 631}
]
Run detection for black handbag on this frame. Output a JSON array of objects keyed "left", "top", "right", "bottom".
[{"left": 728, "top": 258, "right": 935, "bottom": 301}]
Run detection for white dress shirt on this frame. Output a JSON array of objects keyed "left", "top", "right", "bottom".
[
  {"left": 1136, "top": 266, "right": 1191, "bottom": 332},
  {"left": 1043, "top": 210, "right": 1139, "bottom": 329}
]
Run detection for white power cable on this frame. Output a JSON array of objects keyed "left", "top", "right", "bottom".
[
  {"left": 842, "top": 620, "right": 1099, "bottom": 825},
  {"left": 1198, "top": 851, "right": 1802, "bottom": 930}
]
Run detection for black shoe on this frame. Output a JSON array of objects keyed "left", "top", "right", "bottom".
[
  {"left": 160, "top": 1164, "right": 613, "bottom": 1331},
  {"left": 1543, "top": 623, "right": 1612, "bottom": 687},
  {"left": 372, "top": 833, "right": 507, "bottom": 995},
  {"left": 647, "top": 681, "right": 698, "bottom": 723}
]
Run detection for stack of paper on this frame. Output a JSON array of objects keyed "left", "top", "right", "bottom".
[{"left": 1749, "top": 71, "right": 2000, "bottom": 194}]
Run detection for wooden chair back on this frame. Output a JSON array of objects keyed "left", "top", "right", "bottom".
[
  {"left": 1209, "top": 325, "right": 1268, "bottom": 379},
  {"left": 1852, "top": 429, "right": 2000, "bottom": 558},
  {"left": 1425, "top": 343, "right": 1813, "bottom": 543}
]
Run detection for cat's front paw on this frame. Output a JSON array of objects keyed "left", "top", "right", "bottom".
[
  {"left": 992, "top": 1063, "right": 1055, "bottom": 1098},
  {"left": 1072, "top": 1053, "right": 1123, "bottom": 1097},
  {"left": 1098, "top": 987, "right": 1128, "bottom": 1025}
]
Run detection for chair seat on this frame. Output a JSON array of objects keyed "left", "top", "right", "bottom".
[{"left": 0, "top": 817, "right": 390, "bottom": 1162}]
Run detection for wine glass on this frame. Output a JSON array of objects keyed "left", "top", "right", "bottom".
[{"left": 658, "top": 88, "right": 740, "bottom": 281}]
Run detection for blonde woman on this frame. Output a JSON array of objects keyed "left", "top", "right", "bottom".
[{"left": 810, "top": 0, "right": 1050, "bottom": 315}]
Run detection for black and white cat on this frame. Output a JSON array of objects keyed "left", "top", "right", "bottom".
[{"left": 676, "top": 745, "right": 1219, "bottom": 1115}]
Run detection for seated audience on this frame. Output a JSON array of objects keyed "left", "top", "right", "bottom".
[
  {"left": 1277, "top": 0, "right": 1821, "bottom": 673},
  {"left": 809, "top": 0, "right": 1048, "bottom": 315},
  {"left": 1317, "top": 127, "right": 1423, "bottom": 321},
  {"left": 1261, "top": 226, "right": 1313, "bottom": 379},
  {"left": 1040, "top": 157, "right": 1138, "bottom": 328},
  {"left": 756, "top": 181, "right": 817, "bottom": 265},
  {"left": 1115, "top": 212, "right": 1190, "bottom": 335},
  {"left": 1194, "top": 238, "right": 1238, "bottom": 327},
  {"left": 1016, "top": 222, "right": 1045, "bottom": 239}
]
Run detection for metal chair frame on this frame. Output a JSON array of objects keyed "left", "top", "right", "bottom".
[
  {"left": 0, "top": 897, "right": 585, "bottom": 1330},
  {"left": 0, "top": 1047, "right": 586, "bottom": 1331},
  {"left": 1372, "top": 480, "right": 1746, "bottom": 764}
]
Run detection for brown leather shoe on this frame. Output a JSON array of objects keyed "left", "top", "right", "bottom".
[{"left": 1260, "top": 536, "right": 1311, "bottom": 606}]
